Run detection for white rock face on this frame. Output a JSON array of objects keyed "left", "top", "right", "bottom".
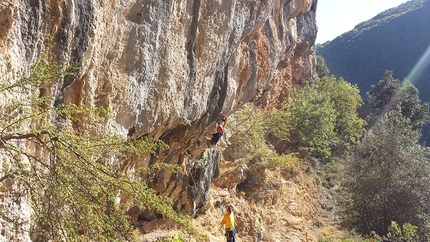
[{"left": 0, "top": 0, "right": 318, "bottom": 236}]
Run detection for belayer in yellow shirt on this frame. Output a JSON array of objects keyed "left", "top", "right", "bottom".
[{"left": 220, "top": 204, "right": 236, "bottom": 242}]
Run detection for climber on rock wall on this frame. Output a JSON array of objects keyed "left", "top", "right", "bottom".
[{"left": 205, "top": 114, "right": 228, "bottom": 146}]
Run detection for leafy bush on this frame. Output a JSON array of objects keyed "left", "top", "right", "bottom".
[
  {"left": 341, "top": 108, "right": 430, "bottom": 238},
  {"left": 227, "top": 104, "right": 299, "bottom": 172},
  {"left": 271, "top": 76, "right": 365, "bottom": 159},
  {"left": 233, "top": 76, "right": 364, "bottom": 162},
  {"left": 315, "top": 158, "right": 343, "bottom": 188},
  {"left": 157, "top": 234, "right": 186, "bottom": 242},
  {"left": 289, "top": 81, "right": 337, "bottom": 158},
  {"left": 227, "top": 104, "right": 268, "bottom": 161},
  {"left": 266, "top": 153, "right": 300, "bottom": 171},
  {"left": 316, "top": 55, "right": 331, "bottom": 79}
]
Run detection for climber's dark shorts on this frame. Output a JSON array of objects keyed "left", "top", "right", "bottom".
[{"left": 225, "top": 228, "right": 236, "bottom": 242}]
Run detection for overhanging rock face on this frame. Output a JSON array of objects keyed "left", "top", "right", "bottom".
[{"left": 0, "top": 0, "right": 318, "bottom": 233}]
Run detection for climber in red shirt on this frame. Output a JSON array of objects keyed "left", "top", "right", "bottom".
[{"left": 205, "top": 114, "right": 228, "bottom": 145}]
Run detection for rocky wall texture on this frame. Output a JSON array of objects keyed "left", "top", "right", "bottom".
[{"left": 0, "top": 0, "right": 318, "bottom": 237}]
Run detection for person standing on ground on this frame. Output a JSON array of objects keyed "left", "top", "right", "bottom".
[
  {"left": 205, "top": 114, "right": 228, "bottom": 145},
  {"left": 220, "top": 204, "right": 236, "bottom": 242}
]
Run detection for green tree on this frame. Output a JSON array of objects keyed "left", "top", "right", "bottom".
[
  {"left": 316, "top": 77, "right": 365, "bottom": 152},
  {"left": 341, "top": 108, "right": 430, "bottom": 238},
  {"left": 383, "top": 221, "right": 419, "bottom": 242},
  {"left": 0, "top": 54, "right": 197, "bottom": 241},
  {"left": 360, "top": 70, "right": 430, "bottom": 132},
  {"left": 289, "top": 81, "right": 337, "bottom": 158},
  {"left": 277, "top": 76, "right": 365, "bottom": 158},
  {"left": 225, "top": 104, "right": 299, "bottom": 171},
  {"left": 226, "top": 104, "right": 267, "bottom": 161},
  {"left": 316, "top": 55, "right": 330, "bottom": 79}
]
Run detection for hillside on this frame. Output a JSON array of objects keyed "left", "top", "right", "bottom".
[{"left": 317, "top": 0, "right": 430, "bottom": 102}]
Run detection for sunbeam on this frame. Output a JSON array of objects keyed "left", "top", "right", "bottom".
[
  {"left": 371, "top": 45, "right": 430, "bottom": 129},
  {"left": 407, "top": 45, "right": 430, "bottom": 84}
]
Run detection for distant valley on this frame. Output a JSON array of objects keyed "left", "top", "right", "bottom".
[{"left": 317, "top": 0, "right": 430, "bottom": 102}]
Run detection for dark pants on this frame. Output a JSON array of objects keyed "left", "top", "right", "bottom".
[{"left": 225, "top": 228, "right": 236, "bottom": 242}]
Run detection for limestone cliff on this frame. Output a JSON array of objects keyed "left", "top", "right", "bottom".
[{"left": 0, "top": 0, "right": 318, "bottom": 238}]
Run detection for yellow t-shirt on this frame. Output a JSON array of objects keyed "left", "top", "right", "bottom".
[{"left": 222, "top": 212, "right": 235, "bottom": 230}]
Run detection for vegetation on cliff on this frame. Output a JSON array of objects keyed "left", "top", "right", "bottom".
[
  {"left": 0, "top": 52, "right": 201, "bottom": 241},
  {"left": 222, "top": 57, "right": 430, "bottom": 241}
]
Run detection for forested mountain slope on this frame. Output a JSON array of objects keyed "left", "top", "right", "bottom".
[{"left": 317, "top": 0, "right": 430, "bottom": 102}]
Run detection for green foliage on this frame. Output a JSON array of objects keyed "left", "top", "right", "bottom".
[
  {"left": 229, "top": 104, "right": 268, "bottom": 161},
  {"left": 285, "top": 76, "right": 365, "bottom": 158},
  {"left": 156, "top": 234, "right": 186, "bottom": 242},
  {"left": 227, "top": 104, "right": 298, "bottom": 171},
  {"left": 382, "top": 221, "right": 419, "bottom": 242},
  {"left": 319, "top": 239, "right": 356, "bottom": 242},
  {"left": 360, "top": 71, "right": 430, "bottom": 132},
  {"left": 316, "top": 55, "right": 331, "bottom": 79},
  {"left": 0, "top": 53, "right": 198, "bottom": 241},
  {"left": 179, "top": 117, "right": 192, "bottom": 126},
  {"left": 315, "top": 158, "right": 343, "bottom": 188},
  {"left": 318, "top": 238, "right": 335, "bottom": 242},
  {"left": 362, "top": 221, "right": 426, "bottom": 242},
  {"left": 266, "top": 153, "right": 300, "bottom": 171},
  {"left": 319, "top": 221, "right": 421, "bottom": 242},
  {"left": 289, "top": 82, "right": 337, "bottom": 158},
  {"left": 317, "top": 77, "right": 366, "bottom": 151},
  {"left": 341, "top": 108, "right": 430, "bottom": 238},
  {"left": 230, "top": 88, "right": 363, "bottom": 170},
  {"left": 265, "top": 106, "right": 293, "bottom": 142}
]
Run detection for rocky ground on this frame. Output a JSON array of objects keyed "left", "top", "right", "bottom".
[{"left": 140, "top": 155, "right": 346, "bottom": 242}]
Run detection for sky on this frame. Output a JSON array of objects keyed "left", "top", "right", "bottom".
[{"left": 316, "top": 0, "right": 410, "bottom": 44}]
